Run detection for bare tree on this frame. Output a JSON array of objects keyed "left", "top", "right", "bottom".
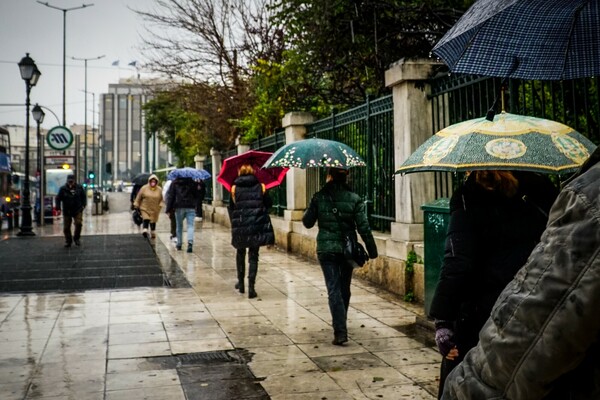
[{"left": 134, "top": 0, "right": 279, "bottom": 88}]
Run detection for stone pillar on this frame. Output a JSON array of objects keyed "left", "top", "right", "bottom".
[
  {"left": 236, "top": 136, "right": 250, "bottom": 155},
  {"left": 281, "top": 112, "right": 314, "bottom": 221},
  {"left": 210, "top": 148, "right": 223, "bottom": 206},
  {"left": 385, "top": 58, "right": 441, "bottom": 242},
  {"left": 194, "top": 154, "right": 206, "bottom": 170}
]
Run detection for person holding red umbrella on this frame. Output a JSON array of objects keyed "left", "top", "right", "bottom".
[{"left": 227, "top": 164, "right": 275, "bottom": 298}]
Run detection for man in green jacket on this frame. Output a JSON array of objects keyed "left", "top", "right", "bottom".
[{"left": 303, "top": 167, "right": 378, "bottom": 346}]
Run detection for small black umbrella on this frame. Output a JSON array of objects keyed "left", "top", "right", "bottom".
[
  {"left": 132, "top": 173, "right": 151, "bottom": 186},
  {"left": 432, "top": 0, "right": 600, "bottom": 80}
]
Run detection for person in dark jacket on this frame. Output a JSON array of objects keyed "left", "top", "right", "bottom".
[
  {"left": 429, "top": 170, "right": 558, "bottom": 398},
  {"left": 228, "top": 164, "right": 274, "bottom": 299},
  {"left": 442, "top": 148, "right": 600, "bottom": 400},
  {"left": 166, "top": 177, "right": 199, "bottom": 253},
  {"left": 302, "top": 167, "right": 378, "bottom": 346},
  {"left": 56, "top": 174, "right": 87, "bottom": 247}
]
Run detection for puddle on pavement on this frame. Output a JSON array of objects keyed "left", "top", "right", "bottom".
[
  {"left": 144, "top": 349, "right": 268, "bottom": 400},
  {"left": 394, "top": 322, "right": 436, "bottom": 348}
]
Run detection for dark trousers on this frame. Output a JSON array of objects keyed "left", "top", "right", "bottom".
[
  {"left": 318, "top": 253, "right": 353, "bottom": 338},
  {"left": 142, "top": 220, "right": 156, "bottom": 231},
  {"left": 63, "top": 212, "right": 83, "bottom": 244},
  {"left": 236, "top": 247, "right": 259, "bottom": 285},
  {"left": 169, "top": 212, "right": 176, "bottom": 237}
]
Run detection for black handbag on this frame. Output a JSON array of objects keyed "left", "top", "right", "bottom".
[
  {"left": 132, "top": 208, "right": 143, "bottom": 226},
  {"left": 326, "top": 192, "right": 369, "bottom": 268}
]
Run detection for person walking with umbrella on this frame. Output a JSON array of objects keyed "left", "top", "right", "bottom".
[
  {"left": 133, "top": 174, "right": 163, "bottom": 239},
  {"left": 228, "top": 164, "right": 275, "bottom": 299},
  {"left": 302, "top": 167, "right": 378, "bottom": 346},
  {"left": 429, "top": 170, "right": 558, "bottom": 398},
  {"left": 166, "top": 171, "right": 202, "bottom": 252}
]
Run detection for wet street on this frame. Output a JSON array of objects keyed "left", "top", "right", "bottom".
[{"left": 0, "top": 192, "right": 439, "bottom": 399}]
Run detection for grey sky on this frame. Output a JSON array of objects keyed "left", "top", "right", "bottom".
[{"left": 0, "top": 0, "right": 156, "bottom": 129}]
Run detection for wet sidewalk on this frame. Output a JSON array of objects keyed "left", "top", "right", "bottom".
[{"left": 0, "top": 195, "right": 439, "bottom": 399}]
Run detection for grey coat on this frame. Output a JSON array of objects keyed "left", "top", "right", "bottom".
[{"left": 442, "top": 147, "right": 600, "bottom": 400}]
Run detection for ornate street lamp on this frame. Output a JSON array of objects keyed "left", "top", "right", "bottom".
[
  {"left": 32, "top": 103, "right": 45, "bottom": 227},
  {"left": 17, "top": 53, "right": 41, "bottom": 236}
]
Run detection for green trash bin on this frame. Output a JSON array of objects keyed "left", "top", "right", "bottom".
[{"left": 421, "top": 198, "right": 451, "bottom": 315}]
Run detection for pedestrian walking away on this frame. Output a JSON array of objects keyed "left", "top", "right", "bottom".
[
  {"left": 56, "top": 174, "right": 87, "bottom": 247},
  {"left": 133, "top": 174, "right": 163, "bottom": 239},
  {"left": 441, "top": 147, "right": 600, "bottom": 400},
  {"left": 302, "top": 167, "right": 378, "bottom": 346},
  {"left": 166, "top": 176, "right": 200, "bottom": 253},
  {"left": 227, "top": 164, "right": 275, "bottom": 299},
  {"left": 429, "top": 170, "right": 558, "bottom": 398}
]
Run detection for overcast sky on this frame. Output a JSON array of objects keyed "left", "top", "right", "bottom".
[{"left": 0, "top": 0, "right": 157, "bottom": 129}]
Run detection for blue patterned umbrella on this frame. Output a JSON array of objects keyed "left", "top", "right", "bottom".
[
  {"left": 167, "top": 167, "right": 211, "bottom": 181},
  {"left": 433, "top": 0, "right": 600, "bottom": 80}
]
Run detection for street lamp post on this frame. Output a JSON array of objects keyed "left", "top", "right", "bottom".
[
  {"left": 17, "top": 53, "right": 41, "bottom": 237},
  {"left": 32, "top": 104, "right": 45, "bottom": 228},
  {"left": 37, "top": 1, "right": 94, "bottom": 127},
  {"left": 73, "top": 55, "right": 104, "bottom": 181}
]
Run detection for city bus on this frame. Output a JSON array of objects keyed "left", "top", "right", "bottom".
[{"left": 0, "top": 127, "right": 16, "bottom": 229}]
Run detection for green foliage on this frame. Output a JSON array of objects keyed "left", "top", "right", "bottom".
[{"left": 404, "top": 250, "right": 423, "bottom": 303}]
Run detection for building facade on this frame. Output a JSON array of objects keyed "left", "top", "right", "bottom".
[{"left": 99, "top": 78, "right": 172, "bottom": 189}]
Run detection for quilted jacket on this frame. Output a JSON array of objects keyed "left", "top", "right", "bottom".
[
  {"left": 442, "top": 147, "right": 600, "bottom": 400},
  {"left": 302, "top": 181, "right": 377, "bottom": 258},
  {"left": 228, "top": 174, "right": 274, "bottom": 249}
]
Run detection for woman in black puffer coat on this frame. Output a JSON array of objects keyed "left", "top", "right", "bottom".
[
  {"left": 429, "top": 170, "right": 558, "bottom": 398},
  {"left": 228, "top": 164, "right": 275, "bottom": 298}
]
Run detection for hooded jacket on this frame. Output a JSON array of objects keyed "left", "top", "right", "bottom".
[
  {"left": 133, "top": 174, "right": 163, "bottom": 222},
  {"left": 57, "top": 180, "right": 86, "bottom": 217},
  {"left": 442, "top": 148, "right": 600, "bottom": 400},
  {"left": 228, "top": 174, "right": 274, "bottom": 249},
  {"left": 302, "top": 181, "right": 377, "bottom": 258},
  {"left": 166, "top": 177, "right": 199, "bottom": 212}
]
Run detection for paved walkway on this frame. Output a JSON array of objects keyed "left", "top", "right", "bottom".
[{"left": 0, "top": 194, "right": 440, "bottom": 399}]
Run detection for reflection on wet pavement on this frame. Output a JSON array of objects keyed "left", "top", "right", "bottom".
[{"left": 0, "top": 194, "right": 439, "bottom": 399}]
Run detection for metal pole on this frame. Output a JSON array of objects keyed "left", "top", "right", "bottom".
[
  {"left": 72, "top": 55, "right": 104, "bottom": 183},
  {"left": 37, "top": 2, "right": 94, "bottom": 125},
  {"left": 18, "top": 80, "right": 34, "bottom": 236}
]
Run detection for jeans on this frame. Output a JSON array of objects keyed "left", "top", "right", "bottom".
[
  {"left": 318, "top": 252, "right": 353, "bottom": 338},
  {"left": 175, "top": 208, "right": 195, "bottom": 247}
]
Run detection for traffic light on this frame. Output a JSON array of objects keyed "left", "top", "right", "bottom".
[{"left": 88, "top": 170, "right": 95, "bottom": 180}]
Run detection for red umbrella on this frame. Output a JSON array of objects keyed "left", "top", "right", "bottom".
[{"left": 217, "top": 150, "right": 289, "bottom": 192}]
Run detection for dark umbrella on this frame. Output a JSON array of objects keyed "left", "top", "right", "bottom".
[
  {"left": 131, "top": 173, "right": 151, "bottom": 186},
  {"left": 217, "top": 150, "right": 289, "bottom": 192},
  {"left": 432, "top": 0, "right": 600, "bottom": 80},
  {"left": 262, "top": 138, "right": 366, "bottom": 169}
]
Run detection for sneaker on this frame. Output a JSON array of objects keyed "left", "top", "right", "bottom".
[
  {"left": 187, "top": 243, "right": 193, "bottom": 253},
  {"left": 151, "top": 231, "right": 156, "bottom": 239},
  {"left": 172, "top": 236, "right": 178, "bottom": 243},
  {"left": 194, "top": 216, "right": 202, "bottom": 222},
  {"left": 142, "top": 228, "right": 148, "bottom": 238},
  {"left": 332, "top": 335, "right": 348, "bottom": 346}
]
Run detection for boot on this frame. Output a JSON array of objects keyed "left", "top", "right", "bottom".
[
  {"left": 248, "top": 261, "right": 258, "bottom": 299},
  {"left": 235, "top": 251, "right": 245, "bottom": 293}
]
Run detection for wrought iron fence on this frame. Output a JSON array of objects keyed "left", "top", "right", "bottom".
[
  {"left": 221, "top": 148, "right": 238, "bottom": 205},
  {"left": 203, "top": 157, "right": 213, "bottom": 203},
  {"left": 429, "top": 73, "right": 600, "bottom": 198},
  {"left": 305, "top": 95, "right": 394, "bottom": 232}
]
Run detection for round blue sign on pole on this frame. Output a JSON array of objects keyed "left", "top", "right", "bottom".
[{"left": 46, "top": 126, "right": 74, "bottom": 151}]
